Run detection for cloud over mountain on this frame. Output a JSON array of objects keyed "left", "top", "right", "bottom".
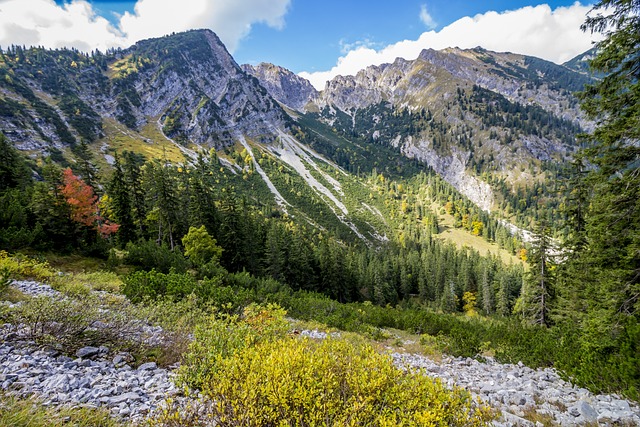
[
  {"left": 0, "top": 0, "right": 291, "bottom": 53},
  {"left": 300, "top": 3, "right": 600, "bottom": 90}
]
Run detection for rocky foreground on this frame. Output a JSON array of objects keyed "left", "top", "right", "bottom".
[{"left": 2, "top": 281, "right": 639, "bottom": 426}]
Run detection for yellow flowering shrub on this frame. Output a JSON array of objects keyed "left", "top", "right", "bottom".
[
  {"left": 200, "top": 337, "right": 493, "bottom": 426},
  {"left": 176, "top": 303, "right": 289, "bottom": 390},
  {"left": 162, "top": 305, "right": 493, "bottom": 427}
]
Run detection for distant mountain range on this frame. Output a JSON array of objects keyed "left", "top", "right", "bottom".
[{"left": 0, "top": 28, "right": 594, "bottom": 238}]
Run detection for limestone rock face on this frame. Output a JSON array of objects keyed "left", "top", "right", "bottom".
[
  {"left": 0, "top": 29, "right": 287, "bottom": 150},
  {"left": 282, "top": 47, "right": 594, "bottom": 211},
  {"left": 242, "top": 63, "right": 318, "bottom": 112}
]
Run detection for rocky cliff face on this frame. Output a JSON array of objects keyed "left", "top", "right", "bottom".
[
  {"left": 0, "top": 29, "right": 287, "bottom": 151},
  {"left": 118, "top": 30, "right": 287, "bottom": 147},
  {"left": 242, "top": 63, "right": 318, "bottom": 112},
  {"left": 295, "top": 48, "right": 592, "bottom": 210},
  {"left": 315, "top": 48, "right": 590, "bottom": 123}
]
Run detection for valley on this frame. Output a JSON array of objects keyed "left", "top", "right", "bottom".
[{"left": 0, "top": 3, "right": 638, "bottom": 424}]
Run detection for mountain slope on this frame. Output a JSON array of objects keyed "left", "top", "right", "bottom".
[
  {"left": 0, "top": 30, "right": 592, "bottom": 248},
  {"left": 248, "top": 48, "right": 591, "bottom": 212},
  {"left": 0, "top": 30, "right": 287, "bottom": 152}
]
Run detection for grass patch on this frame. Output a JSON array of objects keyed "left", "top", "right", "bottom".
[
  {"left": 61, "top": 271, "right": 122, "bottom": 293},
  {"left": 435, "top": 207, "right": 523, "bottom": 266},
  {"left": 521, "top": 406, "right": 559, "bottom": 427},
  {"left": 99, "top": 117, "right": 184, "bottom": 165},
  {"left": 0, "top": 393, "right": 123, "bottom": 427}
]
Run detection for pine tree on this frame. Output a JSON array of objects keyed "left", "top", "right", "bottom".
[
  {"left": 557, "top": 1, "right": 640, "bottom": 356},
  {"left": 71, "top": 141, "right": 99, "bottom": 189},
  {"left": 577, "top": 0, "right": 639, "bottom": 319},
  {"left": 30, "top": 160, "right": 75, "bottom": 249},
  {"left": 520, "top": 222, "right": 555, "bottom": 326},
  {"left": 122, "top": 151, "right": 147, "bottom": 237},
  {"left": 145, "top": 160, "right": 181, "bottom": 250},
  {"left": 0, "top": 132, "right": 30, "bottom": 191},
  {"left": 480, "top": 265, "right": 494, "bottom": 315},
  {"left": 265, "top": 222, "right": 287, "bottom": 283},
  {"left": 108, "top": 154, "right": 136, "bottom": 246}
]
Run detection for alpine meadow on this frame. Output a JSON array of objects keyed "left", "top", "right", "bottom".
[{"left": 0, "top": 0, "right": 638, "bottom": 426}]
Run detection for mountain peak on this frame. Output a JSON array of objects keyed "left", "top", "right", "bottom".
[{"left": 242, "top": 63, "right": 318, "bottom": 111}]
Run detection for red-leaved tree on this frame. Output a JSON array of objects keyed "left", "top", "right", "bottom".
[{"left": 59, "top": 168, "right": 119, "bottom": 238}]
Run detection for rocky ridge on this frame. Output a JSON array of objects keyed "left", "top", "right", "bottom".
[
  {"left": 2, "top": 280, "right": 638, "bottom": 426},
  {"left": 242, "top": 63, "right": 318, "bottom": 112},
  {"left": 0, "top": 29, "right": 287, "bottom": 151},
  {"left": 248, "top": 47, "right": 593, "bottom": 211}
]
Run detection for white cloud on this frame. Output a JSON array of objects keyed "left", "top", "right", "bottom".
[
  {"left": 119, "top": 0, "right": 291, "bottom": 53},
  {"left": 0, "top": 0, "right": 291, "bottom": 53},
  {"left": 300, "top": 2, "right": 602, "bottom": 90},
  {"left": 339, "top": 38, "right": 380, "bottom": 55},
  {"left": 0, "top": 0, "right": 126, "bottom": 52},
  {"left": 419, "top": 4, "right": 437, "bottom": 30}
]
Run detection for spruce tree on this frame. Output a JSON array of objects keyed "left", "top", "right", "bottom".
[
  {"left": 0, "top": 132, "right": 30, "bottom": 191},
  {"left": 520, "top": 222, "right": 555, "bottom": 326},
  {"left": 108, "top": 154, "right": 136, "bottom": 246},
  {"left": 576, "top": 0, "right": 639, "bottom": 332}
]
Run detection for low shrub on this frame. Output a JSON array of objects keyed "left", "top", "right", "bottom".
[
  {"left": 161, "top": 335, "right": 493, "bottom": 426},
  {"left": 0, "top": 251, "right": 56, "bottom": 283},
  {"left": 9, "top": 293, "right": 149, "bottom": 356},
  {"left": 124, "top": 240, "right": 189, "bottom": 273},
  {"left": 0, "top": 267, "right": 11, "bottom": 296},
  {"left": 9, "top": 296, "right": 98, "bottom": 350},
  {"left": 177, "top": 303, "right": 289, "bottom": 390},
  {"left": 122, "top": 269, "right": 197, "bottom": 303}
]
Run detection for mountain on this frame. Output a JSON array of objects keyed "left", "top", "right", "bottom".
[
  {"left": 249, "top": 47, "right": 592, "bottom": 211},
  {"left": 563, "top": 47, "right": 597, "bottom": 74},
  {"left": 0, "top": 29, "right": 286, "bottom": 152},
  {"left": 0, "top": 29, "right": 593, "bottom": 245},
  {"left": 242, "top": 63, "right": 318, "bottom": 111}
]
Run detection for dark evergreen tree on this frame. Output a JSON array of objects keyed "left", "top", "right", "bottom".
[
  {"left": 122, "top": 151, "right": 147, "bottom": 237},
  {"left": 0, "top": 133, "right": 30, "bottom": 191},
  {"left": 108, "top": 154, "right": 136, "bottom": 246},
  {"left": 71, "top": 141, "right": 99, "bottom": 189},
  {"left": 145, "top": 159, "right": 181, "bottom": 250},
  {"left": 519, "top": 222, "right": 555, "bottom": 326}
]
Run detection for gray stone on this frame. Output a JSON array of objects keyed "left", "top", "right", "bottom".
[
  {"left": 501, "top": 411, "right": 535, "bottom": 426},
  {"left": 137, "top": 362, "right": 157, "bottom": 371},
  {"left": 76, "top": 346, "right": 101, "bottom": 359},
  {"left": 108, "top": 392, "right": 142, "bottom": 405},
  {"left": 112, "top": 355, "right": 126, "bottom": 366},
  {"left": 576, "top": 400, "right": 598, "bottom": 423}
]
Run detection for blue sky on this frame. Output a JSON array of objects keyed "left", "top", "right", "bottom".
[{"left": 3, "top": 0, "right": 599, "bottom": 89}]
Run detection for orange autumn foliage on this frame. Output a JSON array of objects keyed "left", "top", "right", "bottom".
[{"left": 59, "top": 168, "right": 119, "bottom": 238}]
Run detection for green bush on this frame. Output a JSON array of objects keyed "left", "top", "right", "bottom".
[
  {"left": 177, "top": 303, "right": 289, "bottom": 390},
  {"left": 0, "top": 251, "right": 56, "bottom": 283},
  {"left": 163, "top": 335, "right": 493, "bottom": 426},
  {"left": 0, "top": 267, "right": 11, "bottom": 296},
  {"left": 124, "top": 240, "right": 189, "bottom": 273},
  {"left": 122, "top": 269, "right": 196, "bottom": 303},
  {"left": 195, "top": 277, "right": 255, "bottom": 312}
]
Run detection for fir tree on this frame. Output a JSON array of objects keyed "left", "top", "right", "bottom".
[
  {"left": 520, "top": 222, "right": 555, "bottom": 326},
  {"left": 0, "top": 133, "right": 30, "bottom": 191},
  {"left": 108, "top": 154, "right": 136, "bottom": 246}
]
